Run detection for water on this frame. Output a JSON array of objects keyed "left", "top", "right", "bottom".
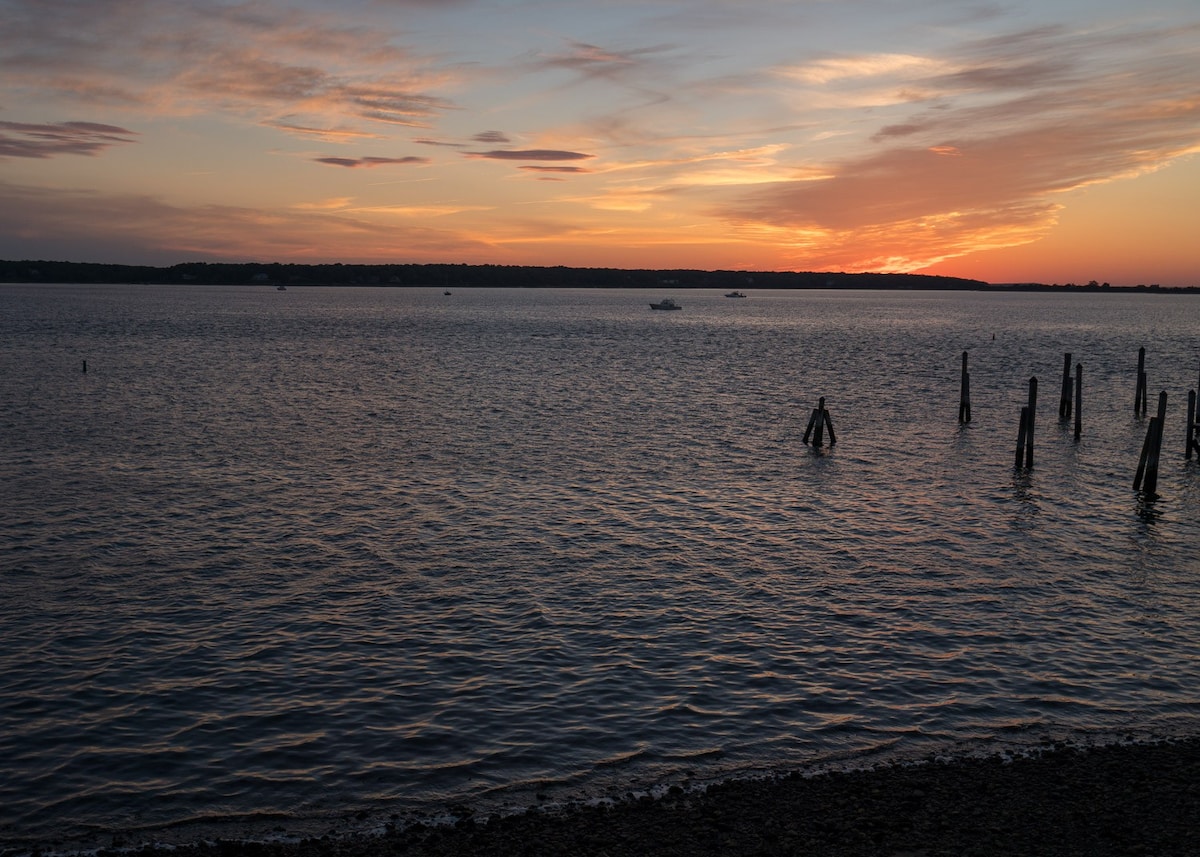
[{"left": 3, "top": 284, "right": 1199, "bottom": 849}]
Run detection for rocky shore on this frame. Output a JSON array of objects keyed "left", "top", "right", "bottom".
[{"left": 14, "top": 737, "right": 1200, "bottom": 857}]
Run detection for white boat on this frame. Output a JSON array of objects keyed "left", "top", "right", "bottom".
[{"left": 649, "top": 298, "right": 682, "bottom": 310}]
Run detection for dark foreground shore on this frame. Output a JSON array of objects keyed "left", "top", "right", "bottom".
[{"left": 16, "top": 737, "right": 1200, "bottom": 857}]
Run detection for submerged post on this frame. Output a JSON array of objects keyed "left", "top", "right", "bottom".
[
  {"left": 1073, "top": 363, "right": 1083, "bottom": 441},
  {"left": 1135, "top": 347, "right": 1147, "bottom": 417},
  {"left": 1058, "top": 352, "right": 1073, "bottom": 419},
  {"left": 959, "top": 351, "right": 972, "bottom": 424}
]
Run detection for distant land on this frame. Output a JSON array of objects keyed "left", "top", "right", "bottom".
[{"left": 1, "top": 260, "right": 1194, "bottom": 292}]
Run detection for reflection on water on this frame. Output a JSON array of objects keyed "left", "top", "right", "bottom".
[{"left": 2, "top": 285, "right": 1200, "bottom": 848}]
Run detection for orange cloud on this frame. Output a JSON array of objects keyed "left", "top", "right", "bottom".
[{"left": 714, "top": 22, "right": 1200, "bottom": 271}]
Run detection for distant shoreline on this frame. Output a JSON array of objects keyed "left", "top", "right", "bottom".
[{"left": 1, "top": 260, "right": 1194, "bottom": 292}]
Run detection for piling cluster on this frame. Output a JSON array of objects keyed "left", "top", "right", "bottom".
[{"left": 805, "top": 345, "right": 1200, "bottom": 502}]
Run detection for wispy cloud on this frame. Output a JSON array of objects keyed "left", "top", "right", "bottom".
[
  {"left": 314, "top": 155, "right": 431, "bottom": 168},
  {"left": 533, "top": 40, "right": 676, "bottom": 87},
  {"left": 0, "top": 120, "right": 138, "bottom": 159},
  {"left": 465, "top": 149, "right": 595, "bottom": 161},
  {"left": 778, "top": 53, "right": 951, "bottom": 86},
  {"left": 263, "top": 120, "right": 386, "bottom": 143},
  {"left": 520, "top": 165, "right": 591, "bottom": 173}
]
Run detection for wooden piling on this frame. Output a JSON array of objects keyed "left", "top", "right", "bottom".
[
  {"left": 1014, "top": 377, "right": 1038, "bottom": 469},
  {"left": 959, "top": 351, "right": 971, "bottom": 424},
  {"left": 1080, "top": 362, "right": 1089, "bottom": 441},
  {"left": 804, "top": 399, "right": 820, "bottom": 447},
  {"left": 1134, "top": 421, "right": 1153, "bottom": 490},
  {"left": 1187, "top": 390, "right": 1199, "bottom": 460},
  {"left": 803, "top": 396, "right": 836, "bottom": 447},
  {"left": 1015, "top": 406, "right": 1030, "bottom": 469},
  {"left": 1058, "top": 352, "right": 1072, "bottom": 419},
  {"left": 1134, "top": 391, "right": 1168, "bottom": 495},
  {"left": 1025, "top": 376, "right": 1037, "bottom": 468},
  {"left": 1135, "top": 347, "right": 1147, "bottom": 416}
]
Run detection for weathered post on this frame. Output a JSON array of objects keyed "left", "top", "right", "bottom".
[
  {"left": 1025, "top": 376, "right": 1037, "bottom": 468},
  {"left": 1134, "top": 421, "right": 1153, "bottom": 490},
  {"left": 1135, "top": 347, "right": 1147, "bottom": 416},
  {"left": 1073, "top": 363, "right": 1083, "bottom": 441},
  {"left": 1013, "top": 377, "right": 1038, "bottom": 469},
  {"left": 1058, "top": 352, "right": 1073, "bottom": 419},
  {"left": 959, "top": 351, "right": 972, "bottom": 424},
  {"left": 1187, "top": 390, "right": 1199, "bottom": 460},
  {"left": 1135, "top": 391, "right": 1168, "bottom": 495},
  {"left": 1147, "top": 392, "right": 1167, "bottom": 495},
  {"left": 1015, "top": 406, "right": 1030, "bottom": 468},
  {"left": 803, "top": 397, "right": 836, "bottom": 447}
]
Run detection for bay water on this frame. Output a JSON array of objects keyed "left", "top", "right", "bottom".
[{"left": 2, "top": 284, "right": 1199, "bottom": 848}]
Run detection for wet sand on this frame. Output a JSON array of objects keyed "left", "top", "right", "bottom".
[{"left": 62, "top": 735, "right": 1198, "bottom": 857}]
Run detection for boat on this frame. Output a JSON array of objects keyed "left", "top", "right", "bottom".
[
  {"left": 649, "top": 298, "right": 682, "bottom": 310},
  {"left": 444, "top": 290, "right": 452, "bottom": 296},
  {"left": 276, "top": 284, "right": 287, "bottom": 290},
  {"left": 724, "top": 290, "right": 747, "bottom": 298}
]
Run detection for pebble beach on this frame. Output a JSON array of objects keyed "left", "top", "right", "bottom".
[{"left": 32, "top": 736, "right": 1195, "bottom": 857}]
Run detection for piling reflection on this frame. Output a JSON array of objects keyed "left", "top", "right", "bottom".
[{"left": 1008, "top": 471, "right": 1041, "bottom": 533}]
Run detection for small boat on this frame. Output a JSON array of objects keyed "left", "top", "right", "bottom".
[
  {"left": 444, "top": 290, "right": 452, "bottom": 296},
  {"left": 650, "top": 298, "right": 682, "bottom": 310},
  {"left": 276, "top": 284, "right": 287, "bottom": 290},
  {"left": 724, "top": 290, "right": 747, "bottom": 298}
]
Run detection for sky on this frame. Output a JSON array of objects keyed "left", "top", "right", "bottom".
[{"left": 1, "top": 0, "right": 1198, "bottom": 285}]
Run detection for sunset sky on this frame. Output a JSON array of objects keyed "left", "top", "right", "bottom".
[{"left": 2, "top": 0, "right": 1198, "bottom": 285}]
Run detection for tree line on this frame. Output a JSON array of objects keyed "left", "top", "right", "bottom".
[{"left": 1, "top": 259, "right": 1192, "bottom": 291}]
